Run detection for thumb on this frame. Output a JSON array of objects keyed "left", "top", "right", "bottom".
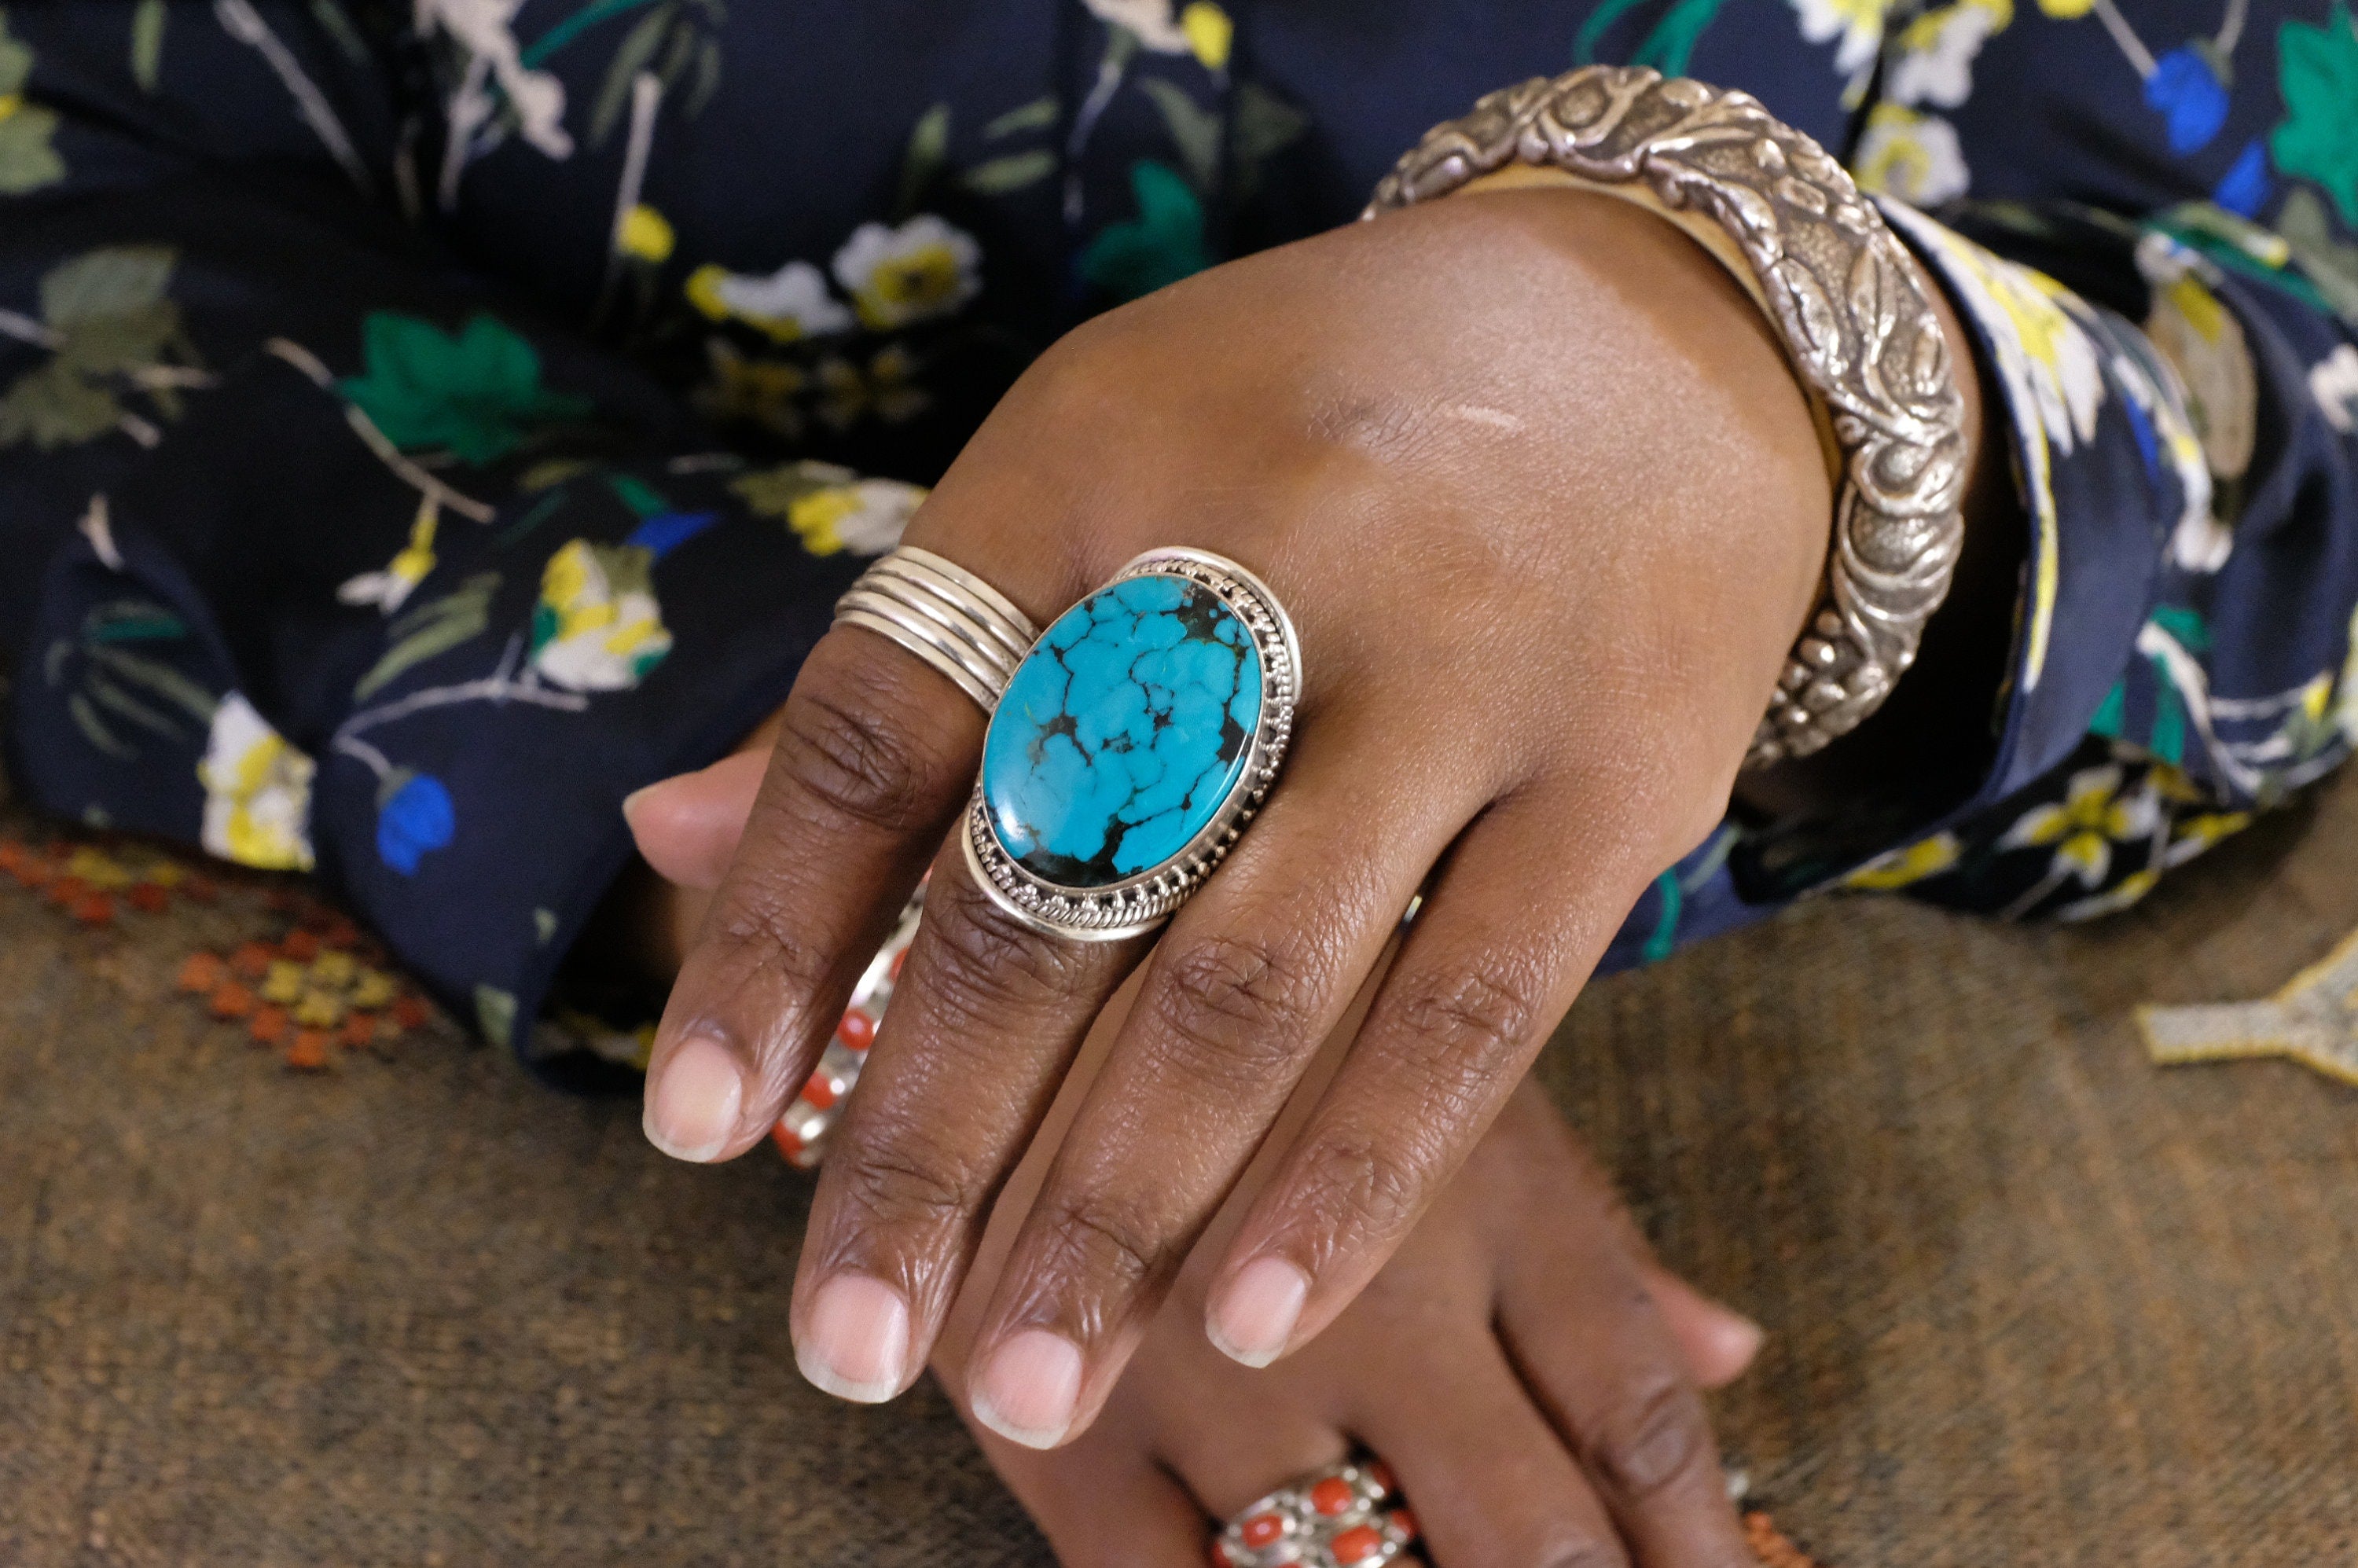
[{"left": 623, "top": 749, "right": 769, "bottom": 890}]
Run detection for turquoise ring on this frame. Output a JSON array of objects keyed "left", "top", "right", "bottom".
[{"left": 964, "top": 548, "right": 1301, "bottom": 941}]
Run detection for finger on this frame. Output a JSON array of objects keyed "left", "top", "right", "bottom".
[
  {"left": 1493, "top": 1095, "right": 1753, "bottom": 1568},
  {"left": 1637, "top": 1260, "right": 1764, "bottom": 1392},
  {"left": 644, "top": 624, "right": 994, "bottom": 1166},
  {"left": 790, "top": 841, "right": 1140, "bottom": 1402},
  {"left": 623, "top": 750, "right": 768, "bottom": 890},
  {"left": 1151, "top": 1362, "right": 1349, "bottom": 1518},
  {"left": 964, "top": 717, "right": 1483, "bottom": 1449},
  {"left": 978, "top": 1419, "right": 1210, "bottom": 1568},
  {"left": 1350, "top": 1333, "right": 1630, "bottom": 1568},
  {"left": 1203, "top": 787, "right": 1659, "bottom": 1365}
]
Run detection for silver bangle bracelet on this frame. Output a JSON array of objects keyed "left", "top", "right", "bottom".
[{"left": 1366, "top": 65, "right": 1971, "bottom": 769}]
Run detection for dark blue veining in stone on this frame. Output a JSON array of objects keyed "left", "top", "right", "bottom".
[{"left": 981, "top": 574, "right": 1262, "bottom": 888}]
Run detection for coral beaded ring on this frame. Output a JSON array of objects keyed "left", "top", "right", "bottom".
[
  {"left": 1212, "top": 1458, "right": 1420, "bottom": 1568},
  {"left": 964, "top": 548, "right": 1302, "bottom": 941}
]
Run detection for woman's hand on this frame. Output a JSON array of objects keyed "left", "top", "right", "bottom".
[{"left": 637, "top": 186, "right": 1889, "bottom": 1447}]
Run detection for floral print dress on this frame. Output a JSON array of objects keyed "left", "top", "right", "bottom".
[{"left": 0, "top": 0, "right": 2352, "bottom": 1065}]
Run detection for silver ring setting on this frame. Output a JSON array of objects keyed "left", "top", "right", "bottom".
[
  {"left": 834, "top": 546, "right": 1041, "bottom": 713},
  {"left": 1212, "top": 1458, "right": 1417, "bottom": 1568},
  {"left": 964, "top": 547, "right": 1300, "bottom": 942}
]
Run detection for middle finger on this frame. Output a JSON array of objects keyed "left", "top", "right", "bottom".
[{"left": 959, "top": 706, "right": 1488, "bottom": 1447}]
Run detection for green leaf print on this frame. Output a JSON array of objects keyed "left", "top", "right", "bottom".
[
  {"left": 0, "top": 246, "right": 199, "bottom": 450},
  {"left": 354, "top": 572, "right": 500, "bottom": 700},
  {"left": 340, "top": 313, "right": 590, "bottom": 465},
  {"left": 0, "top": 8, "right": 63, "bottom": 194},
  {"left": 960, "top": 150, "right": 1057, "bottom": 196},
  {"left": 2271, "top": 2, "right": 2358, "bottom": 228},
  {"left": 984, "top": 96, "right": 1060, "bottom": 138},
  {"left": 897, "top": 102, "right": 952, "bottom": 218},
  {"left": 1078, "top": 160, "right": 1211, "bottom": 301},
  {"left": 588, "top": 0, "right": 673, "bottom": 146},
  {"left": 130, "top": 0, "right": 165, "bottom": 92},
  {"left": 1140, "top": 78, "right": 1221, "bottom": 191}
]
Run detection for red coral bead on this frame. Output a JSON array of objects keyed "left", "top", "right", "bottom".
[
  {"left": 1239, "top": 1513, "right": 1285, "bottom": 1549},
  {"left": 1387, "top": 1509, "right": 1416, "bottom": 1540},
  {"left": 799, "top": 1074, "right": 839, "bottom": 1110},
  {"left": 1207, "top": 1540, "right": 1236, "bottom": 1568},
  {"left": 770, "top": 1122, "right": 806, "bottom": 1161},
  {"left": 1363, "top": 1461, "right": 1394, "bottom": 1496},
  {"left": 1330, "top": 1524, "right": 1384, "bottom": 1565},
  {"left": 836, "top": 1009, "right": 876, "bottom": 1050},
  {"left": 1309, "top": 1477, "right": 1354, "bottom": 1517}
]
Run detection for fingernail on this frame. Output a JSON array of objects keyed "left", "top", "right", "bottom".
[
  {"left": 621, "top": 784, "right": 655, "bottom": 822},
  {"left": 643, "top": 1033, "right": 744, "bottom": 1162},
  {"left": 1713, "top": 1309, "right": 1766, "bottom": 1371},
  {"left": 970, "top": 1328, "right": 1083, "bottom": 1449},
  {"left": 1207, "top": 1255, "right": 1309, "bottom": 1368},
  {"left": 796, "top": 1273, "right": 912, "bottom": 1404}
]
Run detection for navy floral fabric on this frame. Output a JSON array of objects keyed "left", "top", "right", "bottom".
[{"left": 1, "top": 0, "right": 2353, "bottom": 1056}]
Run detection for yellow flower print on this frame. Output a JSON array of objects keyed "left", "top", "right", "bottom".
[
  {"left": 1886, "top": 0, "right": 2012, "bottom": 109},
  {"left": 787, "top": 478, "right": 928, "bottom": 557},
  {"left": 1180, "top": 2, "right": 1232, "bottom": 68},
  {"left": 529, "top": 538, "right": 672, "bottom": 692},
  {"left": 2035, "top": 0, "right": 2094, "bottom": 13},
  {"left": 198, "top": 692, "right": 316, "bottom": 872},
  {"left": 1852, "top": 105, "right": 1971, "bottom": 204},
  {"left": 1881, "top": 204, "right": 2110, "bottom": 691},
  {"left": 1843, "top": 832, "right": 1962, "bottom": 890},
  {"left": 692, "top": 337, "right": 806, "bottom": 439},
  {"left": 684, "top": 259, "right": 854, "bottom": 342},
  {"left": 2055, "top": 867, "right": 2158, "bottom": 921},
  {"left": 1082, "top": 0, "right": 1232, "bottom": 65},
  {"left": 830, "top": 216, "right": 982, "bottom": 332},
  {"left": 336, "top": 496, "right": 441, "bottom": 614},
  {"left": 617, "top": 204, "right": 674, "bottom": 263},
  {"left": 1997, "top": 765, "right": 2159, "bottom": 887},
  {"left": 814, "top": 344, "right": 930, "bottom": 429}
]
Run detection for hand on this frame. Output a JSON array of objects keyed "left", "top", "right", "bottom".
[
  {"left": 626, "top": 793, "right": 1772, "bottom": 1566},
  {"left": 634, "top": 186, "right": 1969, "bottom": 1446}
]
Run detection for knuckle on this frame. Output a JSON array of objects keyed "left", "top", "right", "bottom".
[
  {"left": 1034, "top": 1191, "right": 1170, "bottom": 1300},
  {"left": 1390, "top": 965, "right": 1546, "bottom": 1082},
  {"left": 832, "top": 1118, "right": 989, "bottom": 1239},
  {"left": 1284, "top": 1132, "right": 1430, "bottom": 1255},
  {"left": 1584, "top": 1373, "right": 1713, "bottom": 1500},
  {"left": 707, "top": 881, "right": 835, "bottom": 997},
  {"left": 1147, "top": 932, "right": 1328, "bottom": 1083},
  {"left": 777, "top": 673, "right": 949, "bottom": 832},
  {"left": 918, "top": 875, "right": 1098, "bottom": 1023}
]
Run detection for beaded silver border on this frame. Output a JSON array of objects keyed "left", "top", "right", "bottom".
[
  {"left": 963, "top": 548, "right": 1301, "bottom": 942},
  {"left": 1366, "top": 64, "right": 1970, "bottom": 768}
]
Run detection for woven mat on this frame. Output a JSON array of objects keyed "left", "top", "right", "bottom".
[{"left": 6, "top": 766, "right": 2358, "bottom": 1563}]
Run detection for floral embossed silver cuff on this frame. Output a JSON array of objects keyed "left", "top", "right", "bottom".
[{"left": 1366, "top": 64, "right": 1971, "bottom": 768}]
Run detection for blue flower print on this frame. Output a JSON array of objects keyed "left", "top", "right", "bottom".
[
  {"left": 2213, "top": 138, "right": 2272, "bottom": 215},
  {"left": 377, "top": 770, "right": 456, "bottom": 875},
  {"left": 2147, "top": 46, "right": 2230, "bottom": 156},
  {"left": 624, "top": 509, "right": 720, "bottom": 560}
]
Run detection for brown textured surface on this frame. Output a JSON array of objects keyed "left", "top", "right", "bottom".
[{"left": 6, "top": 769, "right": 2358, "bottom": 1562}]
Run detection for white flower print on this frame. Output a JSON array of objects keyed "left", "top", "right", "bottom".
[
  {"left": 1791, "top": 0, "right": 1893, "bottom": 79},
  {"left": 786, "top": 479, "right": 927, "bottom": 557},
  {"left": 1886, "top": 0, "right": 2012, "bottom": 109},
  {"left": 2312, "top": 343, "right": 2358, "bottom": 434},
  {"left": 417, "top": 0, "right": 574, "bottom": 163},
  {"left": 685, "top": 259, "right": 855, "bottom": 342},
  {"left": 830, "top": 216, "right": 983, "bottom": 332},
  {"left": 199, "top": 692, "right": 317, "bottom": 872},
  {"left": 529, "top": 538, "right": 673, "bottom": 692},
  {"left": 1079, "top": 0, "right": 1233, "bottom": 67},
  {"left": 1852, "top": 105, "right": 1971, "bottom": 205}
]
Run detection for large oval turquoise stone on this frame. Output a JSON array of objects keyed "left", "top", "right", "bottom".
[{"left": 982, "top": 574, "right": 1263, "bottom": 888}]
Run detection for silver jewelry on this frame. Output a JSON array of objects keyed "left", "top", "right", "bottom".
[
  {"left": 964, "top": 548, "right": 1300, "bottom": 942},
  {"left": 1213, "top": 1458, "right": 1417, "bottom": 1568},
  {"left": 771, "top": 881, "right": 926, "bottom": 1170},
  {"left": 833, "top": 546, "right": 1041, "bottom": 714},
  {"left": 1367, "top": 65, "right": 1971, "bottom": 768}
]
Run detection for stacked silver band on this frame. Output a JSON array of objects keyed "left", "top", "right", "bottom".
[
  {"left": 835, "top": 546, "right": 1040, "bottom": 712},
  {"left": 1368, "top": 65, "right": 1971, "bottom": 769}
]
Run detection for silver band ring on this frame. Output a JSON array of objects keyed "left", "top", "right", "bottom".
[
  {"left": 1213, "top": 1458, "right": 1419, "bottom": 1568},
  {"left": 964, "top": 547, "right": 1301, "bottom": 942},
  {"left": 771, "top": 879, "right": 927, "bottom": 1169},
  {"left": 834, "top": 546, "right": 1041, "bottom": 713}
]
